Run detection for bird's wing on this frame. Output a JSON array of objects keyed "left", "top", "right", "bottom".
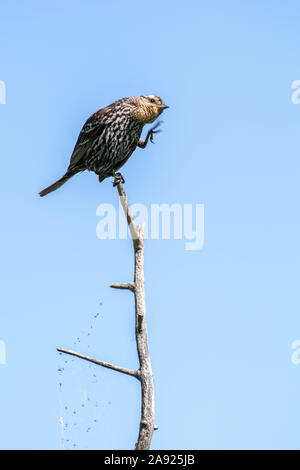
[{"left": 68, "top": 113, "right": 106, "bottom": 169}]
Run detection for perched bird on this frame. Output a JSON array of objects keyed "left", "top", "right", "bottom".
[{"left": 39, "top": 95, "right": 169, "bottom": 197}]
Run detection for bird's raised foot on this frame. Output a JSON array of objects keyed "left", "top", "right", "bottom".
[
  {"left": 149, "top": 120, "right": 163, "bottom": 144},
  {"left": 113, "top": 172, "right": 125, "bottom": 186}
]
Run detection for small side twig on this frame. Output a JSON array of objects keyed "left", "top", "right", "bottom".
[
  {"left": 56, "top": 347, "right": 139, "bottom": 378},
  {"left": 110, "top": 282, "right": 135, "bottom": 292}
]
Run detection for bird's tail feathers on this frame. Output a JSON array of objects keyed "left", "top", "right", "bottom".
[{"left": 39, "top": 170, "right": 76, "bottom": 197}]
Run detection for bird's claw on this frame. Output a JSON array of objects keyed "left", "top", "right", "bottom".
[
  {"left": 113, "top": 172, "right": 125, "bottom": 186},
  {"left": 149, "top": 120, "right": 163, "bottom": 144}
]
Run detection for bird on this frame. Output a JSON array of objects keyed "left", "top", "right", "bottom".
[{"left": 39, "top": 95, "right": 169, "bottom": 197}]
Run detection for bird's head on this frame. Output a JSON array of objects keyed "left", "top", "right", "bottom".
[{"left": 130, "top": 95, "right": 169, "bottom": 124}]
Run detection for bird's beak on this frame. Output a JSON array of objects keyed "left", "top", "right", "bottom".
[{"left": 158, "top": 104, "right": 169, "bottom": 110}]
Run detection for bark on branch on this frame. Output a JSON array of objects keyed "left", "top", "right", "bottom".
[{"left": 57, "top": 181, "right": 155, "bottom": 450}]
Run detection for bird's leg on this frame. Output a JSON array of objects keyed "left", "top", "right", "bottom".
[
  {"left": 113, "top": 171, "right": 125, "bottom": 187},
  {"left": 137, "top": 120, "right": 162, "bottom": 148}
]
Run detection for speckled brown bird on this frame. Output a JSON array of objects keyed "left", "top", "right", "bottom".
[{"left": 39, "top": 95, "right": 169, "bottom": 196}]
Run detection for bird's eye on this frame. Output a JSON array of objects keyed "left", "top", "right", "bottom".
[{"left": 150, "top": 98, "right": 155, "bottom": 103}]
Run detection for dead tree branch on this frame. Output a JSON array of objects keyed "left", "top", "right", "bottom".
[{"left": 57, "top": 180, "right": 155, "bottom": 450}]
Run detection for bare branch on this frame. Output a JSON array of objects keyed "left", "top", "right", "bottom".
[
  {"left": 114, "top": 182, "right": 155, "bottom": 450},
  {"left": 110, "top": 282, "right": 135, "bottom": 292},
  {"left": 56, "top": 348, "right": 139, "bottom": 378},
  {"left": 57, "top": 179, "right": 155, "bottom": 450},
  {"left": 115, "top": 183, "right": 141, "bottom": 250}
]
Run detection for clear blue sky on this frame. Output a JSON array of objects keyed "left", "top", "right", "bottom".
[{"left": 1, "top": 0, "right": 300, "bottom": 450}]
